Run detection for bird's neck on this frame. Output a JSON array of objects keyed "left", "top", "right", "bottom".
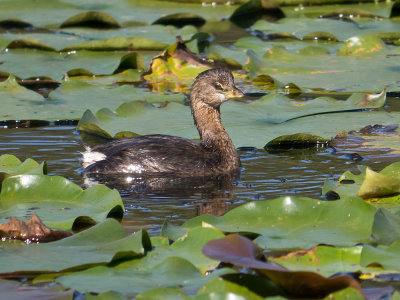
[{"left": 191, "top": 101, "right": 239, "bottom": 168}]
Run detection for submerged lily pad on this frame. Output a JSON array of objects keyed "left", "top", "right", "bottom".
[{"left": 0, "top": 174, "right": 124, "bottom": 230}]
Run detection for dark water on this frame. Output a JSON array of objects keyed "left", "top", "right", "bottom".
[{"left": 1, "top": 121, "right": 399, "bottom": 235}]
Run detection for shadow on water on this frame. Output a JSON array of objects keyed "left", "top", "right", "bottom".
[{"left": 1, "top": 125, "right": 400, "bottom": 234}]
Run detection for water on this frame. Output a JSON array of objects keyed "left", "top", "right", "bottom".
[{"left": 1, "top": 124, "right": 399, "bottom": 235}]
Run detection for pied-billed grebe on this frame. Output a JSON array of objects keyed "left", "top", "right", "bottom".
[{"left": 82, "top": 68, "right": 243, "bottom": 176}]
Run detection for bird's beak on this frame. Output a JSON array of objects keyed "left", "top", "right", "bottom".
[{"left": 226, "top": 86, "right": 244, "bottom": 98}]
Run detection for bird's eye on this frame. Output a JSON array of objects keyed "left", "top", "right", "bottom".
[{"left": 214, "top": 82, "right": 224, "bottom": 91}]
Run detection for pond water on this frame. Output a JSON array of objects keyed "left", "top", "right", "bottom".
[{"left": 1, "top": 103, "right": 399, "bottom": 235}]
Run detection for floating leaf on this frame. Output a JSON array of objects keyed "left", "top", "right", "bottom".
[
  {"left": 0, "top": 174, "right": 124, "bottom": 230},
  {"left": 62, "top": 37, "right": 168, "bottom": 52},
  {"left": 0, "top": 279, "right": 73, "bottom": 300},
  {"left": 0, "top": 154, "right": 46, "bottom": 181},
  {"left": 0, "top": 219, "right": 149, "bottom": 276},
  {"left": 60, "top": 11, "right": 120, "bottom": 29},
  {"left": 143, "top": 37, "right": 211, "bottom": 87},
  {"left": 358, "top": 168, "right": 400, "bottom": 199},
  {"left": 230, "top": 0, "right": 285, "bottom": 28},
  {"left": 371, "top": 208, "right": 400, "bottom": 245},
  {"left": 153, "top": 13, "right": 206, "bottom": 28},
  {"left": 269, "top": 245, "right": 369, "bottom": 278},
  {"left": 202, "top": 234, "right": 363, "bottom": 298},
  {"left": 183, "top": 197, "right": 376, "bottom": 250},
  {"left": 0, "top": 213, "right": 71, "bottom": 242},
  {"left": 338, "top": 34, "right": 385, "bottom": 56},
  {"left": 6, "top": 38, "right": 55, "bottom": 51},
  {"left": 361, "top": 240, "right": 400, "bottom": 270},
  {"left": 56, "top": 257, "right": 234, "bottom": 297},
  {"left": 120, "top": 227, "right": 225, "bottom": 272},
  {"left": 322, "top": 161, "right": 400, "bottom": 202}
]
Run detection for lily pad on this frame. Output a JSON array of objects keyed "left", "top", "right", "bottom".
[
  {"left": 0, "top": 219, "right": 149, "bottom": 276},
  {"left": 322, "top": 161, "right": 400, "bottom": 202},
  {"left": 268, "top": 245, "right": 371, "bottom": 278},
  {"left": 118, "top": 227, "right": 225, "bottom": 272},
  {"left": 0, "top": 154, "right": 46, "bottom": 181},
  {"left": 60, "top": 11, "right": 121, "bottom": 29},
  {"left": 6, "top": 38, "right": 56, "bottom": 51},
  {"left": 338, "top": 34, "right": 385, "bottom": 56},
  {"left": 0, "top": 174, "right": 124, "bottom": 230},
  {"left": 56, "top": 257, "right": 234, "bottom": 297},
  {"left": 202, "top": 234, "right": 363, "bottom": 298},
  {"left": 182, "top": 197, "right": 376, "bottom": 250},
  {"left": 62, "top": 37, "right": 168, "bottom": 52},
  {"left": 153, "top": 13, "right": 206, "bottom": 28},
  {"left": 0, "top": 279, "right": 73, "bottom": 300},
  {"left": 361, "top": 240, "right": 400, "bottom": 270}
]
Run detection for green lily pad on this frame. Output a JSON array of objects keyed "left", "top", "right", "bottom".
[
  {"left": 182, "top": 197, "right": 376, "bottom": 250},
  {"left": 119, "top": 227, "right": 225, "bottom": 272},
  {"left": 135, "top": 287, "right": 187, "bottom": 300},
  {"left": 56, "top": 25, "right": 197, "bottom": 48},
  {"left": 197, "top": 277, "right": 268, "bottom": 300},
  {"left": 371, "top": 208, "right": 400, "bottom": 245},
  {"left": 60, "top": 11, "right": 121, "bottom": 29},
  {"left": 322, "top": 161, "right": 400, "bottom": 202},
  {"left": 0, "top": 49, "right": 137, "bottom": 79},
  {"left": 0, "top": 174, "right": 124, "bottom": 230},
  {"left": 153, "top": 13, "right": 206, "bottom": 28},
  {"left": 323, "top": 287, "right": 365, "bottom": 300},
  {"left": 338, "top": 34, "right": 385, "bottom": 56},
  {"left": 0, "top": 219, "right": 149, "bottom": 275},
  {"left": 361, "top": 240, "right": 400, "bottom": 270},
  {"left": 6, "top": 38, "right": 56, "bottom": 51},
  {"left": 269, "top": 245, "right": 368, "bottom": 277},
  {"left": 87, "top": 291, "right": 128, "bottom": 300},
  {"left": 0, "top": 279, "right": 73, "bottom": 300},
  {"left": 0, "top": 154, "right": 46, "bottom": 181},
  {"left": 62, "top": 37, "right": 168, "bottom": 52},
  {"left": 56, "top": 257, "right": 234, "bottom": 297}
]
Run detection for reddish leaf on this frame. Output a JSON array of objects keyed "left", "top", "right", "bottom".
[
  {"left": 203, "top": 234, "right": 364, "bottom": 299},
  {"left": 0, "top": 213, "right": 72, "bottom": 242}
]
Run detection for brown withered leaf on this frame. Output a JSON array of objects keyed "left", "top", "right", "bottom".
[
  {"left": 202, "top": 234, "right": 364, "bottom": 299},
  {"left": 0, "top": 213, "right": 72, "bottom": 242}
]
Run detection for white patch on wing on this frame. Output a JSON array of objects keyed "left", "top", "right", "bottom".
[
  {"left": 81, "top": 150, "right": 106, "bottom": 169},
  {"left": 122, "top": 164, "right": 142, "bottom": 173}
]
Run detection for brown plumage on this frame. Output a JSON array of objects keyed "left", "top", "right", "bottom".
[{"left": 82, "top": 68, "right": 243, "bottom": 176}]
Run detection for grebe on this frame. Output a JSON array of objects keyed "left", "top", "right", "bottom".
[{"left": 82, "top": 68, "right": 243, "bottom": 176}]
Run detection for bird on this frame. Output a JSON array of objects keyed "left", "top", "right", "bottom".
[{"left": 82, "top": 68, "right": 243, "bottom": 177}]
